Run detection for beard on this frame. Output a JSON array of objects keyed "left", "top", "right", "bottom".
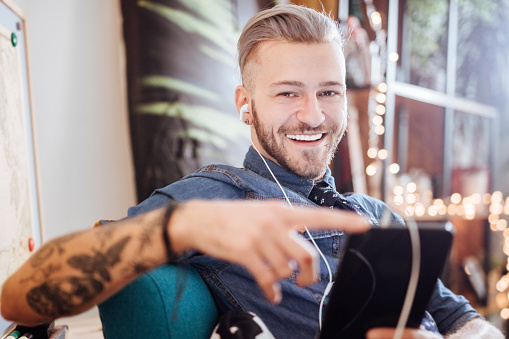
[{"left": 251, "top": 101, "right": 345, "bottom": 180}]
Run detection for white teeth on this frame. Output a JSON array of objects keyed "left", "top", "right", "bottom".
[{"left": 286, "top": 134, "right": 323, "bottom": 141}]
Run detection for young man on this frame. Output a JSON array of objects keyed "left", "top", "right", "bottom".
[{"left": 1, "top": 4, "right": 503, "bottom": 338}]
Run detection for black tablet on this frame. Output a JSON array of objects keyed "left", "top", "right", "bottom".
[{"left": 319, "top": 221, "right": 454, "bottom": 339}]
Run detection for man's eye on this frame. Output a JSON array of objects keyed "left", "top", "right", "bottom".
[
  {"left": 321, "top": 91, "right": 337, "bottom": 96},
  {"left": 279, "top": 92, "right": 295, "bottom": 97}
]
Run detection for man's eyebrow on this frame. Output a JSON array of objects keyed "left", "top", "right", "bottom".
[
  {"left": 269, "top": 81, "right": 305, "bottom": 88},
  {"left": 319, "top": 81, "right": 346, "bottom": 88}
]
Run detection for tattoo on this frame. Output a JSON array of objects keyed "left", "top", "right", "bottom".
[
  {"left": 96, "top": 224, "right": 116, "bottom": 247},
  {"left": 29, "top": 233, "right": 79, "bottom": 268},
  {"left": 26, "top": 277, "right": 104, "bottom": 317},
  {"left": 137, "top": 214, "right": 159, "bottom": 253},
  {"left": 21, "top": 263, "right": 62, "bottom": 284},
  {"left": 26, "top": 236, "right": 131, "bottom": 317},
  {"left": 128, "top": 261, "right": 151, "bottom": 275},
  {"left": 67, "top": 236, "right": 131, "bottom": 282}
]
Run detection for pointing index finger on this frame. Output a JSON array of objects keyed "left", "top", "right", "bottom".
[{"left": 281, "top": 206, "right": 371, "bottom": 233}]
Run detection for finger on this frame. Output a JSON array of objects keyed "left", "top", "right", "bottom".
[
  {"left": 258, "top": 236, "right": 295, "bottom": 280},
  {"left": 239, "top": 254, "right": 281, "bottom": 304},
  {"left": 283, "top": 231, "right": 319, "bottom": 286},
  {"left": 276, "top": 205, "right": 371, "bottom": 233}
]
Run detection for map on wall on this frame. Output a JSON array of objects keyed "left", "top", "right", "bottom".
[
  {"left": 0, "top": 1, "right": 42, "bottom": 333},
  {"left": 0, "top": 23, "right": 34, "bottom": 293}
]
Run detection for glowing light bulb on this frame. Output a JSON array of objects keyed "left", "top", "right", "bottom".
[
  {"left": 406, "top": 182, "right": 417, "bottom": 193},
  {"left": 498, "top": 219, "right": 508, "bottom": 231},
  {"left": 489, "top": 213, "right": 500, "bottom": 224},
  {"left": 366, "top": 164, "right": 377, "bottom": 176},
  {"left": 491, "top": 203, "right": 504, "bottom": 215},
  {"left": 498, "top": 280, "right": 509, "bottom": 292},
  {"left": 371, "top": 11, "right": 382, "bottom": 25},
  {"left": 375, "top": 125, "right": 385, "bottom": 135},
  {"left": 415, "top": 204, "right": 426, "bottom": 217},
  {"left": 367, "top": 147, "right": 378, "bottom": 159},
  {"left": 389, "top": 52, "right": 399, "bottom": 62},
  {"left": 375, "top": 105, "right": 386, "bottom": 115},
  {"left": 376, "top": 93, "right": 386, "bottom": 104},
  {"left": 394, "top": 195, "right": 404, "bottom": 205},
  {"left": 451, "top": 193, "right": 462, "bottom": 204},
  {"left": 492, "top": 191, "right": 503, "bottom": 204},
  {"left": 389, "top": 163, "right": 400, "bottom": 174},
  {"left": 394, "top": 185, "right": 404, "bottom": 196},
  {"left": 378, "top": 149, "right": 388, "bottom": 160},
  {"left": 373, "top": 115, "right": 383, "bottom": 126},
  {"left": 377, "top": 83, "right": 387, "bottom": 93},
  {"left": 434, "top": 199, "right": 444, "bottom": 208}
]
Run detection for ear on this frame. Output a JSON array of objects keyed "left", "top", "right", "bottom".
[{"left": 235, "top": 85, "right": 251, "bottom": 120}]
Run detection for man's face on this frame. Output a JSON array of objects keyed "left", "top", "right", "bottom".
[{"left": 244, "top": 41, "right": 347, "bottom": 181}]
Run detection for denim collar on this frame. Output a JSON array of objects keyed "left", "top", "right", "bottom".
[{"left": 243, "top": 146, "right": 336, "bottom": 198}]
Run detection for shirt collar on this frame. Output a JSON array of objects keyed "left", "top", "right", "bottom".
[{"left": 243, "top": 146, "right": 336, "bottom": 197}]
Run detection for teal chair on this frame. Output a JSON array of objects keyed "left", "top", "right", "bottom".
[{"left": 98, "top": 265, "right": 218, "bottom": 338}]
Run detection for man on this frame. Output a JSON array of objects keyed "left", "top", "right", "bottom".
[{"left": 1, "top": 4, "right": 503, "bottom": 338}]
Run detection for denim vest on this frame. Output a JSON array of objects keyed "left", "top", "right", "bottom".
[{"left": 128, "top": 147, "right": 479, "bottom": 338}]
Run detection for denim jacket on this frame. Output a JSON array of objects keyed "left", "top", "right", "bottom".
[{"left": 128, "top": 147, "right": 479, "bottom": 338}]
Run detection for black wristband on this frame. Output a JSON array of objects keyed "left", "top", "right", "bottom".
[{"left": 161, "top": 201, "right": 179, "bottom": 263}]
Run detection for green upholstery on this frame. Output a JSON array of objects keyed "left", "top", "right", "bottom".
[{"left": 98, "top": 265, "right": 218, "bottom": 339}]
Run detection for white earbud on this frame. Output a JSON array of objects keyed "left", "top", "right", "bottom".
[{"left": 239, "top": 104, "right": 249, "bottom": 123}]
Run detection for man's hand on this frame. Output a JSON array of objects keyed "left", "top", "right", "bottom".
[
  {"left": 366, "top": 328, "right": 443, "bottom": 339},
  {"left": 366, "top": 318, "right": 504, "bottom": 338},
  {"left": 169, "top": 200, "right": 370, "bottom": 303}
]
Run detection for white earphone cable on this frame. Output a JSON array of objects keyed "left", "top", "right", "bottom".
[{"left": 251, "top": 144, "right": 333, "bottom": 329}]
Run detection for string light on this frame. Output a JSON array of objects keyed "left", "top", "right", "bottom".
[
  {"left": 362, "top": 0, "right": 388, "bottom": 182},
  {"left": 386, "top": 178, "right": 509, "bottom": 319}
]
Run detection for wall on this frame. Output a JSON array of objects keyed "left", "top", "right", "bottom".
[{"left": 13, "top": 0, "right": 136, "bottom": 241}]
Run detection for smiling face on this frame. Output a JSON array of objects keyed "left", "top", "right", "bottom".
[{"left": 236, "top": 40, "right": 347, "bottom": 180}]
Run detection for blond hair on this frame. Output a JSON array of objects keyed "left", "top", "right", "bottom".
[{"left": 238, "top": 4, "right": 343, "bottom": 86}]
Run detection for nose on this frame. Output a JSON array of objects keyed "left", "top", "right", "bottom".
[{"left": 296, "top": 95, "right": 325, "bottom": 128}]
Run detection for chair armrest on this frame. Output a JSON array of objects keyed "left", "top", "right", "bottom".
[{"left": 98, "top": 264, "right": 218, "bottom": 339}]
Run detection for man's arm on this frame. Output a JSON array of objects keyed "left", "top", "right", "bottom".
[
  {"left": 366, "top": 318, "right": 504, "bottom": 338},
  {"left": 1, "top": 200, "right": 369, "bottom": 326}
]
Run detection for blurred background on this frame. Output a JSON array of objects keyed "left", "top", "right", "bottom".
[{"left": 4, "top": 0, "right": 509, "bottom": 335}]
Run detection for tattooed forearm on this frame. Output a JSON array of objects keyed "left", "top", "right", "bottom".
[
  {"left": 26, "top": 236, "right": 131, "bottom": 317},
  {"left": 0, "top": 208, "right": 173, "bottom": 323}
]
